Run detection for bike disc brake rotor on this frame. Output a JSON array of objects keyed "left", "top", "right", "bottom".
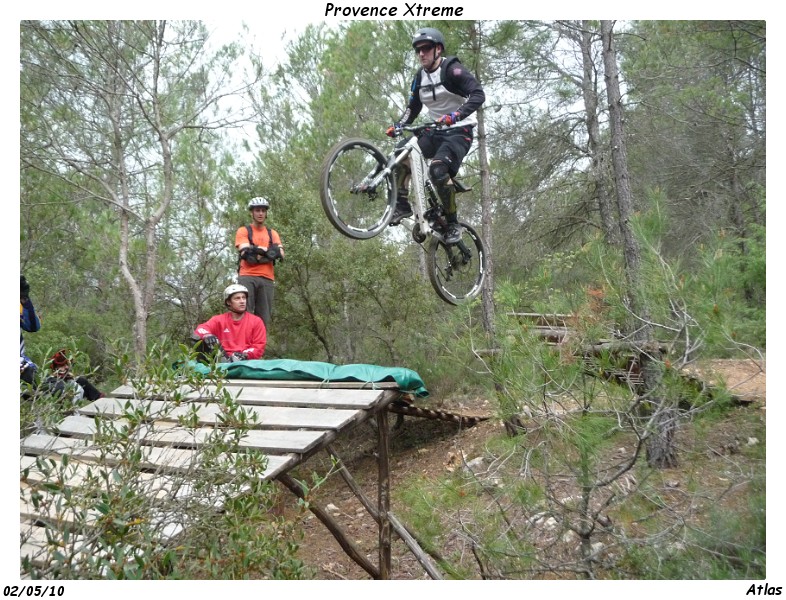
[{"left": 428, "top": 225, "right": 485, "bottom": 304}]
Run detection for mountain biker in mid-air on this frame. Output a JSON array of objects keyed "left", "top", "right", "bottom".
[{"left": 386, "top": 27, "right": 486, "bottom": 244}]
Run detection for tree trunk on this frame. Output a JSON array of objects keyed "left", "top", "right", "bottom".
[
  {"left": 580, "top": 21, "right": 616, "bottom": 244},
  {"left": 601, "top": 20, "right": 677, "bottom": 469},
  {"left": 642, "top": 351, "right": 678, "bottom": 468},
  {"left": 476, "top": 106, "right": 495, "bottom": 338},
  {"left": 468, "top": 22, "right": 495, "bottom": 339}
]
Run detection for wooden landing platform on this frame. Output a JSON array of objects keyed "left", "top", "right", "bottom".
[{"left": 19, "top": 378, "right": 415, "bottom": 579}]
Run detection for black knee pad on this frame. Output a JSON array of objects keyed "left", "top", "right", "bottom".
[{"left": 429, "top": 160, "right": 451, "bottom": 186}]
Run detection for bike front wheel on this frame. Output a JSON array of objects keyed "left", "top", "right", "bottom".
[
  {"left": 426, "top": 222, "right": 487, "bottom": 305},
  {"left": 320, "top": 138, "right": 396, "bottom": 239}
]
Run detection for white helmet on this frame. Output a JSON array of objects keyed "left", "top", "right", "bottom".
[
  {"left": 224, "top": 283, "right": 249, "bottom": 302},
  {"left": 248, "top": 196, "right": 270, "bottom": 210}
]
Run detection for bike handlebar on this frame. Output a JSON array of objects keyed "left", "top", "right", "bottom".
[{"left": 390, "top": 121, "right": 445, "bottom": 138}]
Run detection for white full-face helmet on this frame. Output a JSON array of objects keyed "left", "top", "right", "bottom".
[
  {"left": 248, "top": 197, "right": 270, "bottom": 210},
  {"left": 224, "top": 283, "right": 249, "bottom": 303}
]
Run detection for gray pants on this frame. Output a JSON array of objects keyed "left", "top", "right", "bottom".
[{"left": 238, "top": 275, "right": 275, "bottom": 329}]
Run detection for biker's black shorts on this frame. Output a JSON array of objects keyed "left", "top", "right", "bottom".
[{"left": 417, "top": 126, "right": 473, "bottom": 177}]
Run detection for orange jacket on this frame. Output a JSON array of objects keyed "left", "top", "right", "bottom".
[{"left": 235, "top": 224, "right": 283, "bottom": 280}]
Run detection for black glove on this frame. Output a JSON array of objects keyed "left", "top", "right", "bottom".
[
  {"left": 202, "top": 334, "right": 219, "bottom": 350},
  {"left": 231, "top": 352, "right": 248, "bottom": 362},
  {"left": 21, "top": 275, "right": 30, "bottom": 300}
]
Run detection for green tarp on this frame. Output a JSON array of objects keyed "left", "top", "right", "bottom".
[{"left": 186, "top": 358, "right": 429, "bottom": 397}]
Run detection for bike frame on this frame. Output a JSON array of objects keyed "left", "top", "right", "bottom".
[
  {"left": 361, "top": 127, "right": 443, "bottom": 240},
  {"left": 387, "top": 134, "right": 443, "bottom": 241}
]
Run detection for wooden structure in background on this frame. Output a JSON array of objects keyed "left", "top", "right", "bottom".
[
  {"left": 20, "top": 378, "right": 444, "bottom": 580},
  {"left": 505, "top": 312, "right": 647, "bottom": 387}
]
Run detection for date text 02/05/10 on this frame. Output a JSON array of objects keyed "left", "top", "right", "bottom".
[{"left": 4, "top": 586, "right": 65, "bottom": 598}]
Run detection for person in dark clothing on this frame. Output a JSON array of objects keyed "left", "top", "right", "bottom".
[
  {"left": 385, "top": 27, "right": 486, "bottom": 244},
  {"left": 43, "top": 350, "right": 104, "bottom": 404},
  {"left": 20, "top": 275, "right": 40, "bottom": 386}
]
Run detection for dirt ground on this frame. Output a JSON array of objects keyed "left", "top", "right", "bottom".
[{"left": 279, "top": 357, "right": 767, "bottom": 580}]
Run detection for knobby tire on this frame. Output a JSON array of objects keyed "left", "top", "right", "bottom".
[
  {"left": 426, "top": 222, "right": 486, "bottom": 305},
  {"left": 319, "top": 138, "right": 397, "bottom": 240}
]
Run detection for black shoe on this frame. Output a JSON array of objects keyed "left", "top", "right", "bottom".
[
  {"left": 389, "top": 204, "right": 413, "bottom": 226},
  {"left": 444, "top": 223, "right": 463, "bottom": 244}
]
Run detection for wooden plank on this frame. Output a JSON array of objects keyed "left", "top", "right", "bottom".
[
  {"left": 227, "top": 386, "right": 386, "bottom": 409},
  {"left": 141, "top": 427, "right": 322, "bottom": 455},
  {"left": 111, "top": 380, "right": 400, "bottom": 399},
  {"left": 56, "top": 414, "right": 154, "bottom": 438},
  {"left": 20, "top": 482, "right": 187, "bottom": 541},
  {"left": 21, "top": 433, "right": 201, "bottom": 472},
  {"left": 255, "top": 453, "right": 298, "bottom": 480},
  {"left": 20, "top": 481, "right": 102, "bottom": 528},
  {"left": 226, "top": 379, "right": 400, "bottom": 390},
  {"left": 21, "top": 456, "right": 181, "bottom": 500},
  {"left": 57, "top": 415, "right": 324, "bottom": 454},
  {"left": 22, "top": 459, "right": 294, "bottom": 531},
  {"left": 75, "top": 396, "right": 170, "bottom": 418},
  {"left": 180, "top": 403, "right": 363, "bottom": 430},
  {"left": 21, "top": 382, "right": 404, "bottom": 577},
  {"left": 23, "top": 456, "right": 236, "bottom": 513},
  {"left": 20, "top": 518, "right": 91, "bottom": 570},
  {"left": 111, "top": 384, "right": 388, "bottom": 409},
  {"left": 78, "top": 399, "right": 362, "bottom": 430},
  {"left": 20, "top": 517, "right": 170, "bottom": 573},
  {"left": 22, "top": 433, "right": 297, "bottom": 482},
  {"left": 21, "top": 455, "right": 105, "bottom": 488}
]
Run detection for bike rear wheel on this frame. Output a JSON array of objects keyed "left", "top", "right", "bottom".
[
  {"left": 426, "top": 222, "right": 486, "bottom": 305},
  {"left": 319, "top": 138, "right": 396, "bottom": 239}
]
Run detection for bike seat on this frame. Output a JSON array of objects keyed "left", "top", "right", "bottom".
[{"left": 454, "top": 179, "right": 472, "bottom": 194}]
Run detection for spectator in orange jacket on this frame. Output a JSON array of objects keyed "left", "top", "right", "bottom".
[{"left": 235, "top": 196, "right": 284, "bottom": 329}]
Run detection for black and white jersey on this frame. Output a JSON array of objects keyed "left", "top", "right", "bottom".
[{"left": 400, "top": 56, "right": 485, "bottom": 128}]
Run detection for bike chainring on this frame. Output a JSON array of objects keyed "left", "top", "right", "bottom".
[{"left": 412, "top": 223, "right": 427, "bottom": 244}]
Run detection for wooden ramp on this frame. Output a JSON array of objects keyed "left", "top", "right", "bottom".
[{"left": 20, "top": 378, "right": 442, "bottom": 580}]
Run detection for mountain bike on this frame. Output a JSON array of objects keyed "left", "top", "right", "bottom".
[{"left": 319, "top": 122, "right": 487, "bottom": 305}]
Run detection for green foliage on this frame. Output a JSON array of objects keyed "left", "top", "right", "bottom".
[
  {"left": 622, "top": 20, "right": 765, "bottom": 262},
  {"left": 635, "top": 406, "right": 764, "bottom": 579},
  {"left": 401, "top": 299, "right": 491, "bottom": 399},
  {"left": 20, "top": 345, "right": 306, "bottom": 580},
  {"left": 21, "top": 20, "right": 258, "bottom": 360},
  {"left": 388, "top": 270, "right": 761, "bottom": 578},
  {"left": 630, "top": 195, "right": 766, "bottom": 353},
  {"left": 561, "top": 191, "right": 767, "bottom": 359},
  {"left": 685, "top": 225, "right": 766, "bottom": 352},
  {"left": 395, "top": 471, "right": 514, "bottom": 580}
]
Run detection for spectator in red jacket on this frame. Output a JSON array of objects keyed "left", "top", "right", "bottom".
[{"left": 193, "top": 284, "right": 266, "bottom": 363}]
